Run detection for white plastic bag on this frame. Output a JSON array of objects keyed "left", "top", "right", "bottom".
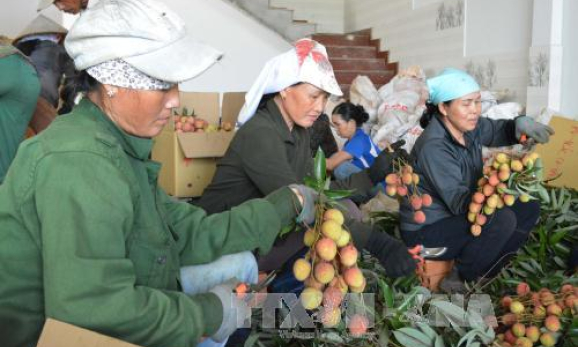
[{"left": 349, "top": 76, "right": 380, "bottom": 124}]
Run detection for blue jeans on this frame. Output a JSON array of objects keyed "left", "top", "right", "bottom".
[
  {"left": 333, "top": 161, "right": 362, "bottom": 180},
  {"left": 180, "top": 251, "right": 258, "bottom": 347}
]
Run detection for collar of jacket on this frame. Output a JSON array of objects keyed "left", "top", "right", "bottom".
[
  {"left": 262, "top": 97, "right": 297, "bottom": 144},
  {"left": 78, "top": 98, "right": 153, "bottom": 160},
  {"left": 431, "top": 114, "right": 474, "bottom": 148}
]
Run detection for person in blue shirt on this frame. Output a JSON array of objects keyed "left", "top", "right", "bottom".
[{"left": 327, "top": 102, "right": 380, "bottom": 180}]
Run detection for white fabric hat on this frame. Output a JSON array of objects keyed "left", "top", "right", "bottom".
[
  {"left": 237, "top": 38, "right": 342, "bottom": 125},
  {"left": 37, "top": 0, "right": 54, "bottom": 12},
  {"left": 13, "top": 14, "right": 67, "bottom": 44},
  {"left": 65, "top": 0, "right": 223, "bottom": 83}
]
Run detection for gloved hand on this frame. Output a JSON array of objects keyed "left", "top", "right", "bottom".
[
  {"left": 515, "top": 116, "right": 555, "bottom": 144},
  {"left": 368, "top": 140, "right": 410, "bottom": 185},
  {"left": 209, "top": 279, "right": 250, "bottom": 342},
  {"left": 348, "top": 221, "right": 416, "bottom": 278},
  {"left": 289, "top": 184, "right": 319, "bottom": 225}
]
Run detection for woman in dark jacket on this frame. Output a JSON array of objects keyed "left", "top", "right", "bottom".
[
  {"left": 399, "top": 68, "right": 554, "bottom": 292},
  {"left": 197, "top": 39, "right": 416, "bottom": 278}
]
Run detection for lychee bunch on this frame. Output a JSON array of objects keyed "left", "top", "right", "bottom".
[
  {"left": 468, "top": 151, "right": 543, "bottom": 236},
  {"left": 495, "top": 282, "right": 577, "bottom": 347},
  {"left": 293, "top": 208, "right": 367, "bottom": 329},
  {"left": 385, "top": 159, "right": 432, "bottom": 224}
]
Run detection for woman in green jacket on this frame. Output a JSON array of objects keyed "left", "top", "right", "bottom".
[
  {"left": 0, "top": 1, "right": 315, "bottom": 347},
  {"left": 0, "top": 42, "right": 40, "bottom": 183}
]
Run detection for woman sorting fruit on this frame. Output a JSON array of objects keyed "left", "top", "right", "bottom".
[
  {"left": 326, "top": 101, "right": 381, "bottom": 180},
  {"left": 0, "top": 1, "right": 318, "bottom": 347},
  {"left": 399, "top": 68, "right": 554, "bottom": 293},
  {"left": 197, "top": 39, "right": 416, "bottom": 279}
]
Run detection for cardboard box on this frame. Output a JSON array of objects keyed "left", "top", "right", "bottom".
[
  {"left": 152, "top": 92, "right": 245, "bottom": 197},
  {"left": 37, "top": 318, "right": 142, "bottom": 347},
  {"left": 535, "top": 116, "right": 578, "bottom": 190}
]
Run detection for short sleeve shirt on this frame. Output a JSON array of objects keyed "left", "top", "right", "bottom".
[{"left": 343, "top": 128, "right": 380, "bottom": 169}]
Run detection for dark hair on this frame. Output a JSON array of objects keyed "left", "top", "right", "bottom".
[
  {"left": 67, "top": 70, "right": 100, "bottom": 94},
  {"left": 257, "top": 93, "right": 276, "bottom": 111},
  {"left": 14, "top": 39, "right": 40, "bottom": 56},
  {"left": 332, "top": 102, "right": 369, "bottom": 126},
  {"left": 420, "top": 101, "right": 451, "bottom": 128}
]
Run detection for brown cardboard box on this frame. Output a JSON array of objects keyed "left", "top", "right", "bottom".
[
  {"left": 535, "top": 116, "right": 578, "bottom": 190},
  {"left": 152, "top": 92, "right": 245, "bottom": 197},
  {"left": 37, "top": 318, "right": 142, "bottom": 347}
]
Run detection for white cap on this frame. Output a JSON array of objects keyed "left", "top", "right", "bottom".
[
  {"left": 238, "top": 39, "right": 342, "bottom": 125},
  {"left": 65, "top": 0, "right": 223, "bottom": 83}
]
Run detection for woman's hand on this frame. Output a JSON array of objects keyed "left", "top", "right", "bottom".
[
  {"left": 515, "top": 116, "right": 555, "bottom": 144},
  {"left": 289, "top": 184, "right": 319, "bottom": 225},
  {"left": 368, "top": 140, "right": 409, "bottom": 184}
]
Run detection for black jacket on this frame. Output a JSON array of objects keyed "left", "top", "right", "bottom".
[
  {"left": 197, "top": 99, "right": 373, "bottom": 214},
  {"left": 400, "top": 114, "right": 517, "bottom": 231}
]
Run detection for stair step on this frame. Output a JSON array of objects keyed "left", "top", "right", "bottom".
[
  {"left": 330, "top": 58, "right": 387, "bottom": 71},
  {"left": 327, "top": 45, "right": 377, "bottom": 59},
  {"left": 335, "top": 70, "right": 395, "bottom": 85},
  {"left": 312, "top": 33, "right": 371, "bottom": 46}
]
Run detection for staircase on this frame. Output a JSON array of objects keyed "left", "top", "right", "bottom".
[
  {"left": 226, "top": 0, "right": 316, "bottom": 42},
  {"left": 312, "top": 29, "right": 398, "bottom": 97}
]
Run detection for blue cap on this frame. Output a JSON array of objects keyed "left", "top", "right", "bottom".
[{"left": 427, "top": 68, "right": 480, "bottom": 105}]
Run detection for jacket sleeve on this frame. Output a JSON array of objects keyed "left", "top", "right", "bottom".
[
  {"left": 478, "top": 117, "right": 518, "bottom": 147},
  {"left": 417, "top": 139, "right": 471, "bottom": 215},
  {"left": 238, "top": 126, "right": 300, "bottom": 195},
  {"left": 36, "top": 152, "right": 221, "bottom": 347},
  {"left": 160, "top": 186, "right": 300, "bottom": 265}
]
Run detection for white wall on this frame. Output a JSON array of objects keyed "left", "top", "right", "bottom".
[
  {"left": 165, "top": 0, "right": 291, "bottom": 92},
  {"left": 560, "top": 0, "right": 578, "bottom": 118},
  {"left": 0, "top": 3, "right": 62, "bottom": 39},
  {"left": 270, "top": 0, "right": 345, "bottom": 33},
  {"left": 466, "top": 0, "right": 532, "bottom": 57},
  {"left": 344, "top": 0, "right": 532, "bottom": 107}
]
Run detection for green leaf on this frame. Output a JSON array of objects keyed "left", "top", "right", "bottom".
[
  {"left": 538, "top": 185, "right": 550, "bottom": 204},
  {"left": 244, "top": 333, "right": 260, "bottom": 347},
  {"left": 313, "top": 147, "right": 326, "bottom": 184},
  {"left": 324, "top": 189, "right": 355, "bottom": 200},
  {"left": 277, "top": 223, "right": 295, "bottom": 238},
  {"left": 416, "top": 322, "right": 438, "bottom": 341},
  {"left": 303, "top": 176, "right": 321, "bottom": 190},
  {"left": 534, "top": 158, "right": 544, "bottom": 181},
  {"left": 377, "top": 326, "right": 391, "bottom": 347},
  {"left": 549, "top": 230, "right": 568, "bottom": 246},
  {"left": 393, "top": 328, "right": 433, "bottom": 347},
  {"left": 434, "top": 335, "right": 445, "bottom": 347},
  {"left": 500, "top": 187, "right": 520, "bottom": 196},
  {"left": 379, "top": 279, "right": 395, "bottom": 308}
]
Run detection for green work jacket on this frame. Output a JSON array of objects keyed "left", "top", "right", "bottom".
[
  {"left": 0, "top": 44, "right": 40, "bottom": 183},
  {"left": 0, "top": 98, "right": 297, "bottom": 347}
]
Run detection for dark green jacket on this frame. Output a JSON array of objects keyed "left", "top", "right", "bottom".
[
  {"left": 0, "top": 44, "right": 40, "bottom": 183},
  {"left": 198, "top": 98, "right": 373, "bottom": 214},
  {"left": 0, "top": 99, "right": 298, "bottom": 347}
]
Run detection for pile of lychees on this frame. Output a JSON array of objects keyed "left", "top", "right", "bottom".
[
  {"left": 495, "top": 282, "right": 577, "bottom": 347},
  {"left": 468, "top": 151, "right": 543, "bottom": 236},
  {"left": 293, "top": 207, "right": 369, "bottom": 336}
]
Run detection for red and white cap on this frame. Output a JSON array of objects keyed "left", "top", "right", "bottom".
[{"left": 238, "top": 39, "right": 342, "bottom": 125}]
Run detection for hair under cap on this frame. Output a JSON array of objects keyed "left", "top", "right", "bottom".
[{"left": 427, "top": 68, "right": 480, "bottom": 105}]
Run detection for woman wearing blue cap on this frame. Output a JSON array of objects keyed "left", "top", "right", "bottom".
[{"left": 399, "top": 68, "right": 554, "bottom": 292}]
